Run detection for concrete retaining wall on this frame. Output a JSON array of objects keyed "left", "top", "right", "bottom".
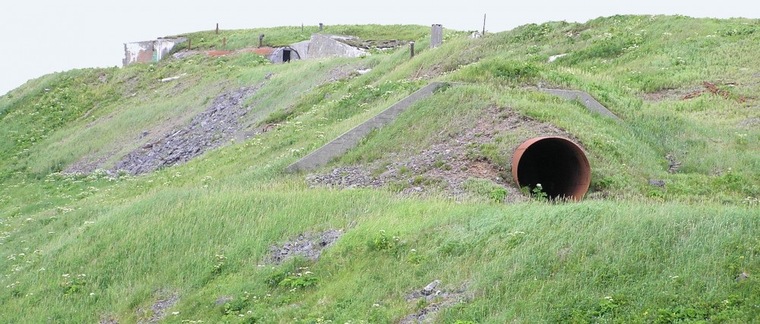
[
  {"left": 540, "top": 88, "right": 620, "bottom": 120},
  {"left": 286, "top": 82, "right": 446, "bottom": 172}
]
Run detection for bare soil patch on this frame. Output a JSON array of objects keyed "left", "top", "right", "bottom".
[
  {"left": 682, "top": 81, "right": 747, "bottom": 103},
  {"left": 65, "top": 153, "right": 115, "bottom": 175},
  {"left": 643, "top": 81, "right": 749, "bottom": 103},
  {"left": 642, "top": 86, "right": 704, "bottom": 102}
]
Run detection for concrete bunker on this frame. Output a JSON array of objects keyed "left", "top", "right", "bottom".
[
  {"left": 512, "top": 136, "right": 591, "bottom": 201},
  {"left": 270, "top": 46, "right": 302, "bottom": 63}
]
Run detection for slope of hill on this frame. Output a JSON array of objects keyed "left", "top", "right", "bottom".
[{"left": 0, "top": 18, "right": 758, "bottom": 323}]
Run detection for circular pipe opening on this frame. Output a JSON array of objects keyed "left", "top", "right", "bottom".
[{"left": 511, "top": 136, "right": 591, "bottom": 201}]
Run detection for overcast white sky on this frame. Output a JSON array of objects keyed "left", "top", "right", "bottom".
[{"left": 1, "top": 1, "right": 758, "bottom": 95}]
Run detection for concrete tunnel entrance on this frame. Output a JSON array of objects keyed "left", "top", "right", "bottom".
[
  {"left": 283, "top": 49, "right": 291, "bottom": 62},
  {"left": 511, "top": 136, "right": 591, "bottom": 201}
]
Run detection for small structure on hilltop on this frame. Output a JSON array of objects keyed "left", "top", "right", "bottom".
[
  {"left": 123, "top": 37, "right": 186, "bottom": 66},
  {"left": 123, "top": 32, "right": 394, "bottom": 66}
]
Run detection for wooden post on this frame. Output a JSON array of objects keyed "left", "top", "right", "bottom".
[
  {"left": 223, "top": 37, "right": 227, "bottom": 48},
  {"left": 259, "top": 34, "right": 265, "bottom": 48},
  {"left": 216, "top": 23, "right": 219, "bottom": 34},
  {"left": 301, "top": 23, "right": 304, "bottom": 33},
  {"left": 410, "top": 41, "right": 415, "bottom": 58},
  {"left": 188, "top": 39, "right": 192, "bottom": 50},
  {"left": 482, "top": 14, "right": 487, "bottom": 35}
]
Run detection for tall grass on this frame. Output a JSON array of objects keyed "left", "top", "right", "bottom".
[{"left": 1, "top": 188, "right": 758, "bottom": 322}]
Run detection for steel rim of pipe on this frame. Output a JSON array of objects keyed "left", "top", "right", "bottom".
[{"left": 512, "top": 136, "right": 591, "bottom": 201}]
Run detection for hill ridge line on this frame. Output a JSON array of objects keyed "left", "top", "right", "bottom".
[{"left": 285, "top": 82, "right": 447, "bottom": 172}]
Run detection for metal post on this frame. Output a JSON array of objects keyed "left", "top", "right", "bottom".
[
  {"left": 319, "top": 23, "right": 324, "bottom": 31},
  {"left": 410, "top": 41, "right": 415, "bottom": 58},
  {"left": 216, "top": 23, "right": 219, "bottom": 34},
  {"left": 259, "top": 34, "right": 265, "bottom": 48}
]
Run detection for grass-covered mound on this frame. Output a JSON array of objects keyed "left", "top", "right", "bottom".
[{"left": 0, "top": 17, "right": 758, "bottom": 322}]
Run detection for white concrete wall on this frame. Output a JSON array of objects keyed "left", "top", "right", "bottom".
[
  {"left": 155, "top": 38, "right": 185, "bottom": 61},
  {"left": 123, "top": 38, "right": 186, "bottom": 67},
  {"left": 123, "top": 41, "right": 154, "bottom": 66},
  {"left": 306, "top": 34, "right": 368, "bottom": 59}
]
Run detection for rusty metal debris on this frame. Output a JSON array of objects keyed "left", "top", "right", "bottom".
[{"left": 682, "top": 81, "right": 747, "bottom": 103}]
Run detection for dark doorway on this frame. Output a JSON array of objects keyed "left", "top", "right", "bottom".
[{"left": 283, "top": 49, "right": 291, "bottom": 63}]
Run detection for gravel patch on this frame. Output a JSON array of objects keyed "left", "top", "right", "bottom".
[
  {"left": 399, "top": 280, "right": 469, "bottom": 323},
  {"left": 738, "top": 117, "right": 760, "bottom": 128},
  {"left": 137, "top": 292, "right": 179, "bottom": 324},
  {"left": 666, "top": 153, "right": 682, "bottom": 174},
  {"left": 267, "top": 229, "right": 343, "bottom": 265},
  {"left": 113, "top": 84, "right": 263, "bottom": 175}
]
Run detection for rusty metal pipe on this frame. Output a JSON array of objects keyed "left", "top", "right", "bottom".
[{"left": 512, "top": 136, "right": 591, "bottom": 201}]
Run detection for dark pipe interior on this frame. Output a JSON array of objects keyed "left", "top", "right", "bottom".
[{"left": 514, "top": 137, "right": 590, "bottom": 200}]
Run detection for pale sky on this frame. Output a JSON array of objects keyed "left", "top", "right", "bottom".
[{"left": 1, "top": 1, "right": 758, "bottom": 95}]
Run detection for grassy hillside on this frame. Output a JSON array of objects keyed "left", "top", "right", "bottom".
[{"left": 0, "top": 18, "right": 758, "bottom": 323}]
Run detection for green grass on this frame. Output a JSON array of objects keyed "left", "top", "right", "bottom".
[
  {"left": 1, "top": 17, "right": 759, "bottom": 323},
  {"left": 171, "top": 24, "right": 433, "bottom": 51},
  {"left": 1, "top": 189, "right": 758, "bottom": 322}
]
